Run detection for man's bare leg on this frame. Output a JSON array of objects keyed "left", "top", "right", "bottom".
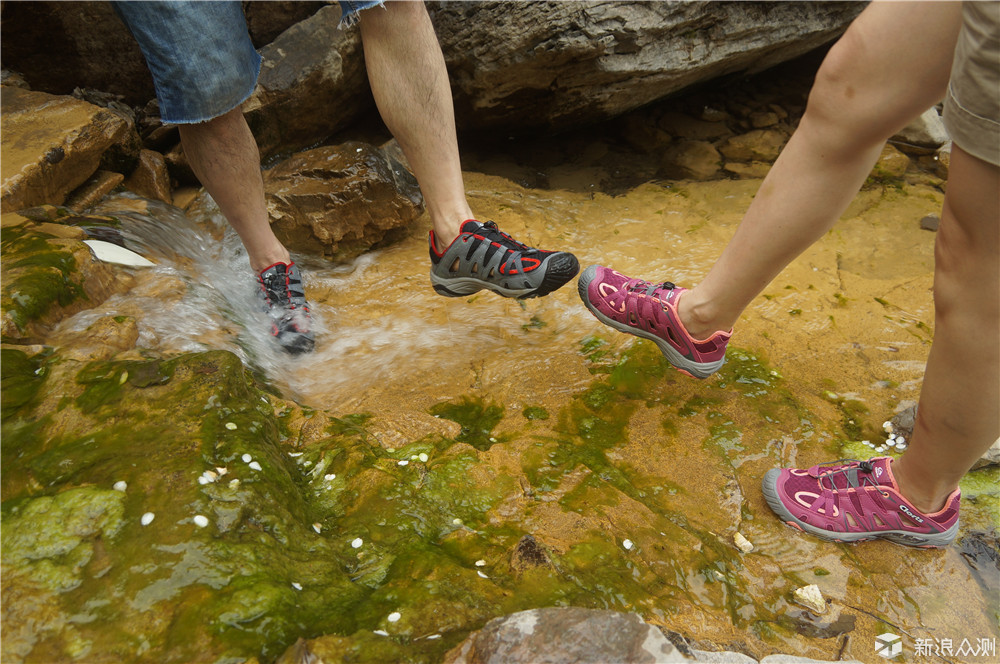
[
  {"left": 678, "top": 1, "right": 963, "bottom": 339},
  {"left": 177, "top": 107, "right": 291, "bottom": 273},
  {"left": 358, "top": 1, "right": 473, "bottom": 252},
  {"left": 891, "top": 145, "right": 1000, "bottom": 513}
]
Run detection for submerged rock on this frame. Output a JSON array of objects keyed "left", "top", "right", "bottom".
[{"left": 443, "top": 607, "right": 690, "bottom": 663}]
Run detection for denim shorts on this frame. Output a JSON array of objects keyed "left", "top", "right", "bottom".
[{"left": 113, "top": 0, "right": 384, "bottom": 125}]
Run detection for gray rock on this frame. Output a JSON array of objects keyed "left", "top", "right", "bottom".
[
  {"left": 919, "top": 214, "right": 940, "bottom": 232},
  {"left": 443, "top": 607, "right": 692, "bottom": 663},
  {"left": 892, "top": 107, "right": 950, "bottom": 154},
  {"left": 430, "top": 1, "right": 864, "bottom": 131},
  {"left": 690, "top": 649, "right": 758, "bottom": 663},
  {"left": 243, "top": 4, "right": 371, "bottom": 160},
  {"left": 972, "top": 437, "right": 1000, "bottom": 470}
]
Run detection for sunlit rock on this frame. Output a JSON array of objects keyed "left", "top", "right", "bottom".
[
  {"left": 123, "top": 149, "right": 172, "bottom": 205},
  {"left": 869, "top": 143, "right": 912, "bottom": 182},
  {"left": 661, "top": 140, "right": 722, "bottom": 180},
  {"left": 0, "top": 88, "right": 135, "bottom": 212},
  {"left": 263, "top": 141, "right": 423, "bottom": 260},
  {"left": 718, "top": 129, "right": 788, "bottom": 163}
]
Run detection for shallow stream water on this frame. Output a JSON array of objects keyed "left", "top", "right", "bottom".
[{"left": 42, "top": 152, "right": 999, "bottom": 661}]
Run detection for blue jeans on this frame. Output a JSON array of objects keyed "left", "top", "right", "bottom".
[{"left": 113, "top": 0, "right": 384, "bottom": 124}]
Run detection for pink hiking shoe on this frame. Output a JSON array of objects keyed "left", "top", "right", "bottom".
[
  {"left": 577, "top": 265, "right": 731, "bottom": 378},
  {"left": 762, "top": 457, "right": 960, "bottom": 548}
]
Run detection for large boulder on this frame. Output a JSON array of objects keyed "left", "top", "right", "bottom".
[
  {"left": 261, "top": 141, "right": 424, "bottom": 260},
  {"left": 1, "top": 88, "right": 138, "bottom": 213},
  {"left": 429, "top": 1, "right": 864, "bottom": 131},
  {"left": 243, "top": 4, "right": 373, "bottom": 160}
]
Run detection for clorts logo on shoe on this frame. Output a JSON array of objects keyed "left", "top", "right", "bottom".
[{"left": 900, "top": 505, "right": 925, "bottom": 524}]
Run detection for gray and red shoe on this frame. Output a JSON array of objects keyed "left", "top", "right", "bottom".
[
  {"left": 429, "top": 220, "right": 579, "bottom": 299},
  {"left": 578, "top": 265, "right": 731, "bottom": 378},
  {"left": 256, "top": 261, "right": 314, "bottom": 354},
  {"left": 762, "top": 456, "right": 960, "bottom": 548}
]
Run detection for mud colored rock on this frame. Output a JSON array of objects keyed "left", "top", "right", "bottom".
[
  {"left": 750, "top": 111, "right": 780, "bottom": 129},
  {"left": 123, "top": 149, "right": 172, "bottom": 204},
  {"left": 1, "top": 88, "right": 134, "bottom": 212},
  {"left": 430, "top": 1, "right": 863, "bottom": 131},
  {"left": 244, "top": 4, "right": 371, "bottom": 160},
  {"left": 658, "top": 112, "right": 734, "bottom": 141},
  {"left": 869, "top": 143, "right": 911, "bottom": 182},
  {"left": 443, "top": 607, "right": 690, "bottom": 663},
  {"left": 509, "top": 534, "right": 552, "bottom": 576},
  {"left": 263, "top": 141, "right": 423, "bottom": 260},
  {"left": 63, "top": 170, "right": 125, "bottom": 212},
  {"left": 723, "top": 161, "right": 772, "bottom": 179},
  {"left": 55, "top": 314, "right": 140, "bottom": 361},
  {"left": 718, "top": 129, "right": 788, "bottom": 163},
  {"left": 662, "top": 141, "right": 722, "bottom": 180}
]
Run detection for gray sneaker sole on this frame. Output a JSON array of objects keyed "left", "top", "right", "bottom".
[
  {"left": 577, "top": 266, "right": 724, "bottom": 379},
  {"left": 761, "top": 469, "right": 958, "bottom": 548},
  {"left": 432, "top": 252, "right": 579, "bottom": 299}
]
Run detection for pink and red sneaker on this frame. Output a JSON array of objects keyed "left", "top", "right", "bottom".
[
  {"left": 577, "top": 265, "right": 731, "bottom": 378},
  {"left": 762, "top": 457, "right": 961, "bottom": 548}
]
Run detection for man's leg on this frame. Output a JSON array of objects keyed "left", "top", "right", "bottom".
[
  {"left": 358, "top": 1, "right": 472, "bottom": 251},
  {"left": 178, "top": 108, "right": 290, "bottom": 273},
  {"left": 678, "top": 1, "right": 963, "bottom": 338}
]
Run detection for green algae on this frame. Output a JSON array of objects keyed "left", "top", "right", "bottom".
[
  {"left": 429, "top": 397, "right": 504, "bottom": 450},
  {"left": 0, "top": 227, "right": 86, "bottom": 334},
  {"left": 522, "top": 405, "right": 550, "bottom": 420}
]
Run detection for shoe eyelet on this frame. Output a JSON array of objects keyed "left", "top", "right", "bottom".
[{"left": 880, "top": 491, "right": 889, "bottom": 498}]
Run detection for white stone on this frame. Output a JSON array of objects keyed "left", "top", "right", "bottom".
[
  {"left": 477, "top": 571, "right": 489, "bottom": 578},
  {"left": 398, "top": 460, "right": 409, "bottom": 466},
  {"left": 312, "top": 523, "right": 322, "bottom": 533},
  {"left": 324, "top": 473, "right": 336, "bottom": 481},
  {"left": 113, "top": 481, "right": 127, "bottom": 492},
  {"left": 373, "top": 630, "right": 389, "bottom": 636},
  {"left": 387, "top": 612, "right": 401, "bottom": 623},
  {"left": 242, "top": 454, "right": 252, "bottom": 463},
  {"left": 734, "top": 532, "right": 754, "bottom": 553},
  {"left": 225, "top": 422, "right": 237, "bottom": 430},
  {"left": 140, "top": 512, "right": 155, "bottom": 526},
  {"left": 83, "top": 239, "right": 155, "bottom": 266},
  {"left": 193, "top": 515, "right": 209, "bottom": 528},
  {"left": 249, "top": 461, "right": 262, "bottom": 471},
  {"left": 475, "top": 560, "right": 486, "bottom": 567},
  {"left": 351, "top": 537, "right": 363, "bottom": 548},
  {"left": 792, "top": 584, "right": 827, "bottom": 614},
  {"left": 291, "top": 582, "right": 302, "bottom": 590},
  {"left": 418, "top": 453, "right": 429, "bottom": 463},
  {"left": 622, "top": 539, "right": 634, "bottom": 550}
]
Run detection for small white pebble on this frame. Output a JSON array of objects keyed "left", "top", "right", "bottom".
[
  {"left": 489, "top": 437, "right": 497, "bottom": 442},
  {"left": 291, "top": 582, "right": 302, "bottom": 590},
  {"left": 198, "top": 476, "right": 211, "bottom": 485},
  {"left": 113, "top": 481, "right": 127, "bottom": 492},
  {"left": 452, "top": 518, "right": 463, "bottom": 526},
  {"left": 426, "top": 634, "right": 441, "bottom": 640},
  {"left": 793, "top": 584, "right": 827, "bottom": 614},
  {"left": 398, "top": 460, "right": 409, "bottom": 466},
  {"left": 373, "top": 630, "right": 389, "bottom": 636},
  {"left": 896, "top": 443, "right": 908, "bottom": 451},
  {"left": 324, "top": 473, "right": 336, "bottom": 481},
  {"left": 475, "top": 560, "right": 486, "bottom": 567},
  {"left": 896, "top": 436, "right": 905, "bottom": 445},
  {"left": 248, "top": 461, "right": 262, "bottom": 471},
  {"left": 193, "top": 515, "right": 209, "bottom": 528},
  {"left": 411, "top": 455, "right": 419, "bottom": 461},
  {"left": 888, "top": 433, "right": 897, "bottom": 440},
  {"left": 734, "top": 532, "right": 754, "bottom": 553},
  {"left": 862, "top": 440, "right": 871, "bottom": 447},
  {"left": 883, "top": 421, "right": 893, "bottom": 430},
  {"left": 203, "top": 470, "right": 218, "bottom": 481},
  {"left": 241, "top": 454, "right": 252, "bottom": 463},
  {"left": 351, "top": 537, "right": 363, "bottom": 548},
  {"left": 477, "top": 571, "right": 488, "bottom": 578},
  {"left": 876, "top": 446, "right": 886, "bottom": 453},
  {"left": 387, "top": 612, "right": 401, "bottom": 623},
  {"left": 216, "top": 467, "right": 228, "bottom": 476},
  {"left": 141, "top": 512, "right": 155, "bottom": 526},
  {"left": 288, "top": 452, "right": 303, "bottom": 457},
  {"left": 312, "top": 523, "right": 322, "bottom": 533},
  {"left": 418, "top": 453, "right": 429, "bottom": 463},
  {"left": 622, "top": 539, "right": 634, "bottom": 550},
  {"left": 228, "top": 479, "right": 241, "bottom": 489},
  {"left": 225, "top": 422, "right": 237, "bottom": 430}
]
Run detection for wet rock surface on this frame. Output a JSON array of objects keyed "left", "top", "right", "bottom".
[{"left": 261, "top": 141, "right": 424, "bottom": 260}]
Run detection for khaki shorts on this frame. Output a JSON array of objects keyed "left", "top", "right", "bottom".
[{"left": 943, "top": 1, "right": 1000, "bottom": 166}]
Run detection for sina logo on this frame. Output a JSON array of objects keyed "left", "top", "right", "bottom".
[{"left": 876, "top": 633, "right": 902, "bottom": 658}]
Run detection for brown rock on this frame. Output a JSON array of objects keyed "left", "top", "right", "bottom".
[
  {"left": 243, "top": 1, "right": 326, "bottom": 47},
  {"left": 718, "top": 129, "right": 788, "bottom": 162},
  {"left": 657, "top": 112, "right": 733, "bottom": 141},
  {"left": 243, "top": 5, "right": 372, "bottom": 160},
  {"left": 723, "top": 161, "right": 772, "bottom": 179},
  {"left": 750, "top": 111, "right": 779, "bottom": 128},
  {"left": 443, "top": 607, "right": 690, "bottom": 664},
  {"left": 1, "top": 88, "right": 133, "bottom": 212},
  {"left": 869, "top": 143, "right": 911, "bottom": 182},
  {"left": 64, "top": 170, "right": 125, "bottom": 212},
  {"left": 163, "top": 143, "right": 199, "bottom": 187},
  {"left": 662, "top": 141, "right": 721, "bottom": 180},
  {"left": 55, "top": 314, "right": 140, "bottom": 361},
  {"left": 124, "top": 150, "right": 172, "bottom": 204},
  {"left": 509, "top": 535, "right": 551, "bottom": 577},
  {"left": 263, "top": 142, "right": 424, "bottom": 260}
]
